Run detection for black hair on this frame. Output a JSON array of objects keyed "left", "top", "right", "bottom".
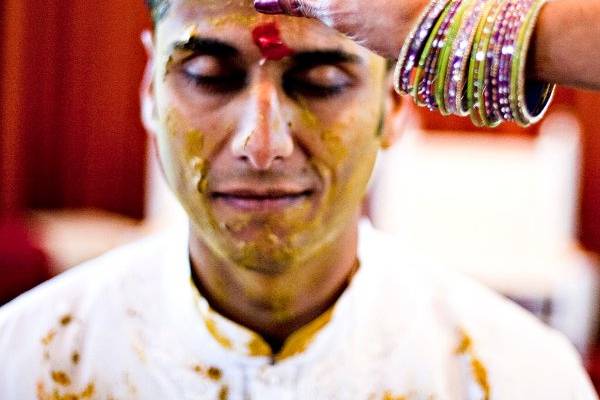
[{"left": 145, "top": 0, "right": 171, "bottom": 25}]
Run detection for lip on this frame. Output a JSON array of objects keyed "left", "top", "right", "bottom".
[{"left": 211, "top": 189, "right": 314, "bottom": 212}]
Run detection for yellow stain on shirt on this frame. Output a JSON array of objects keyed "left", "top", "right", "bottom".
[
  {"left": 193, "top": 364, "right": 223, "bottom": 381},
  {"left": 471, "top": 358, "right": 490, "bottom": 400},
  {"left": 201, "top": 300, "right": 334, "bottom": 361},
  {"left": 205, "top": 318, "right": 234, "bottom": 349},
  {"left": 131, "top": 334, "right": 148, "bottom": 364},
  {"left": 50, "top": 371, "right": 71, "bottom": 386},
  {"left": 59, "top": 315, "right": 72, "bottom": 326},
  {"left": 218, "top": 384, "right": 229, "bottom": 400},
  {"left": 382, "top": 391, "right": 407, "bottom": 400},
  {"left": 41, "top": 329, "right": 57, "bottom": 346},
  {"left": 79, "top": 384, "right": 95, "bottom": 398},
  {"left": 37, "top": 381, "right": 94, "bottom": 400},
  {"left": 247, "top": 336, "right": 272, "bottom": 357},
  {"left": 71, "top": 352, "right": 80, "bottom": 365},
  {"left": 275, "top": 307, "right": 334, "bottom": 361},
  {"left": 195, "top": 281, "right": 334, "bottom": 361},
  {"left": 455, "top": 330, "right": 491, "bottom": 400},
  {"left": 455, "top": 332, "right": 472, "bottom": 354},
  {"left": 208, "top": 366, "right": 223, "bottom": 381}
]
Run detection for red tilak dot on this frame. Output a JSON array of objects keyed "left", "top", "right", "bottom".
[{"left": 252, "top": 22, "right": 294, "bottom": 61}]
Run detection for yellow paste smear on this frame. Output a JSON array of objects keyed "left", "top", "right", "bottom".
[
  {"left": 382, "top": 392, "right": 408, "bottom": 400},
  {"left": 193, "top": 364, "right": 223, "bottom": 381},
  {"left": 455, "top": 331, "right": 491, "bottom": 400},
  {"left": 219, "top": 384, "right": 229, "bottom": 400},
  {"left": 36, "top": 381, "right": 95, "bottom": 400}
]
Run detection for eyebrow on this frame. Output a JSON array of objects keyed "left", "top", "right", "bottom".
[
  {"left": 291, "top": 50, "right": 362, "bottom": 67},
  {"left": 171, "top": 37, "right": 362, "bottom": 66},
  {"left": 172, "top": 37, "right": 239, "bottom": 58}
]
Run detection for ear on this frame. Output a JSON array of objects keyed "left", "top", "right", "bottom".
[
  {"left": 140, "top": 30, "right": 160, "bottom": 137},
  {"left": 380, "top": 72, "right": 420, "bottom": 149}
]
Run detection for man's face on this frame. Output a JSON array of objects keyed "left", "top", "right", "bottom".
[{"left": 144, "top": 0, "right": 388, "bottom": 273}]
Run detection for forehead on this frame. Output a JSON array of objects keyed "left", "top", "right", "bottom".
[{"left": 156, "top": 0, "right": 374, "bottom": 58}]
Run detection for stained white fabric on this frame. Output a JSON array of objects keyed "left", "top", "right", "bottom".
[{"left": 0, "top": 222, "right": 596, "bottom": 399}]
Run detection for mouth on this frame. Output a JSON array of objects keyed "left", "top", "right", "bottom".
[{"left": 211, "top": 189, "right": 315, "bottom": 212}]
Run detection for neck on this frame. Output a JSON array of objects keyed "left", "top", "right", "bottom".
[{"left": 189, "top": 214, "right": 360, "bottom": 344}]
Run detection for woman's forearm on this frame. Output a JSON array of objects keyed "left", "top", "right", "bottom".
[{"left": 530, "top": 0, "right": 600, "bottom": 90}]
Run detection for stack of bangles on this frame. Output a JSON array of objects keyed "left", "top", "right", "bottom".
[{"left": 394, "top": 0, "right": 555, "bottom": 127}]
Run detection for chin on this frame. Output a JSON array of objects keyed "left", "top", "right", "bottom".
[
  {"left": 229, "top": 242, "right": 297, "bottom": 276},
  {"left": 217, "top": 220, "right": 326, "bottom": 275}
]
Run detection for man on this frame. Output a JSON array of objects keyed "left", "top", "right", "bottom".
[{"left": 0, "top": 1, "right": 596, "bottom": 399}]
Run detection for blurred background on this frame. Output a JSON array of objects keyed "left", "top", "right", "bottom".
[{"left": 2, "top": 0, "right": 600, "bottom": 390}]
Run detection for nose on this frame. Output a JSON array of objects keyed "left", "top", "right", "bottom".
[{"left": 231, "top": 77, "right": 294, "bottom": 170}]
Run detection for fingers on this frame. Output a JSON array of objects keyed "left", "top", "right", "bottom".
[{"left": 254, "top": 0, "right": 320, "bottom": 18}]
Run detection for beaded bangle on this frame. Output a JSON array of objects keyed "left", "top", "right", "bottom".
[
  {"left": 486, "top": 0, "right": 515, "bottom": 123},
  {"left": 435, "top": 0, "right": 475, "bottom": 115},
  {"left": 418, "top": 0, "right": 464, "bottom": 110},
  {"left": 510, "top": 0, "right": 555, "bottom": 126},
  {"left": 395, "top": 0, "right": 452, "bottom": 95},
  {"left": 445, "top": 0, "right": 491, "bottom": 116},
  {"left": 464, "top": 0, "right": 499, "bottom": 123},
  {"left": 498, "top": 0, "right": 528, "bottom": 121},
  {"left": 470, "top": 0, "right": 505, "bottom": 127},
  {"left": 395, "top": 0, "right": 554, "bottom": 128},
  {"left": 411, "top": 0, "right": 458, "bottom": 107}
]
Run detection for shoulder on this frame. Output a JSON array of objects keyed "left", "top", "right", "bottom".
[
  {"left": 442, "top": 271, "right": 597, "bottom": 398},
  {"left": 0, "top": 230, "right": 184, "bottom": 394},
  {"left": 357, "top": 222, "right": 597, "bottom": 398}
]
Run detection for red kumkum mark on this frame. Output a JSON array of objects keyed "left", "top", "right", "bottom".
[{"left": 252, "top": 22, "right": 294, "bottom": 61}]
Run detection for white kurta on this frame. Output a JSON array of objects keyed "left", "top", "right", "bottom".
[{"left": 0, "top": 222, "right": 596, "bottom": 399}]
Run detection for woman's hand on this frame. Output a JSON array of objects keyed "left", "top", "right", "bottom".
[
  {"left": 255, "top": 0, "right": 600, "bottom": 90},
  {"left": 253, "top": 0, "right": 429, "bottom": 59}
]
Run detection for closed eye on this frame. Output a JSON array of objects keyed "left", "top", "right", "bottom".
[
  {"left": 283, "top": 64, "right": 355, "bottom": 98},
  {"left": 180, "top": 55, "right": 247, "bottom": 93},
  {"left": 283, "top": 50, "right": 361, "bottom": 99}
]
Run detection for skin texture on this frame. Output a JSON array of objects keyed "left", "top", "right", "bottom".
[
  {"left": 254, "top": 0, "right": 430, "bottom": 59},
  {"left": 528, "top": 0, "right": 600, "bottom": 90},
  {"left": 141, "top": 0, "right": 405, "bottom": 344},
  {"left": 255, "top": 0, "right": 600, "bottom": 90}
]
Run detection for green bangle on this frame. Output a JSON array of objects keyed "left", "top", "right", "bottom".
[
  {"left": 395, "top": 0, "right": 451, "bottom": 95},
  {"left": 411, "top": 0, "right": 455, "bottom": 106},
  {"left": 466, "top": 0, "right": 500, "bottom": 125},
  {"left": 435, "top": 0, "right": 474, "bottom": 115}
]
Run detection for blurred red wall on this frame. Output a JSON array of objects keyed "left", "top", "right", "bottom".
[{"left": 0, "top": 0, "right": 150, "bottom": 219}]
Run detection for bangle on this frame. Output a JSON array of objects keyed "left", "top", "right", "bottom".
[
  {"left": 470, "top": 0, "right": 505, "bottom": 127},
  {"left": 410, "top": 0, "right": 450, "bottom": 107},
  {"left": 510, "top": 0, "right": 555, "bottom": 126},
  {"left": 498, "top": 0, "right": 528, "bottom": 121},
  {"left": 486, "top": 0, "right": 516, "bottom": 123},
  {"left": 395, "top": 0, "right": 453, "bottom": 95},
  {"left": 463, "top": 0, "right": 498, "bottom": 120},
  {"left": 436, "top": 0, "right": 478, "bottom": 115},
  {"left": 416, "top": 0, "right": 463, "bottom": 110},
  {"left": 395, "top": 0, "right": 555, "bottom": 128},
  {"left": 445, "top": 0, "right": 492, "bottom": 116}
]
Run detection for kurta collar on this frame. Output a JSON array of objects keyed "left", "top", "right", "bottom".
[{"left": 190, "top": 284, "right": 335, "bottom": 362}]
